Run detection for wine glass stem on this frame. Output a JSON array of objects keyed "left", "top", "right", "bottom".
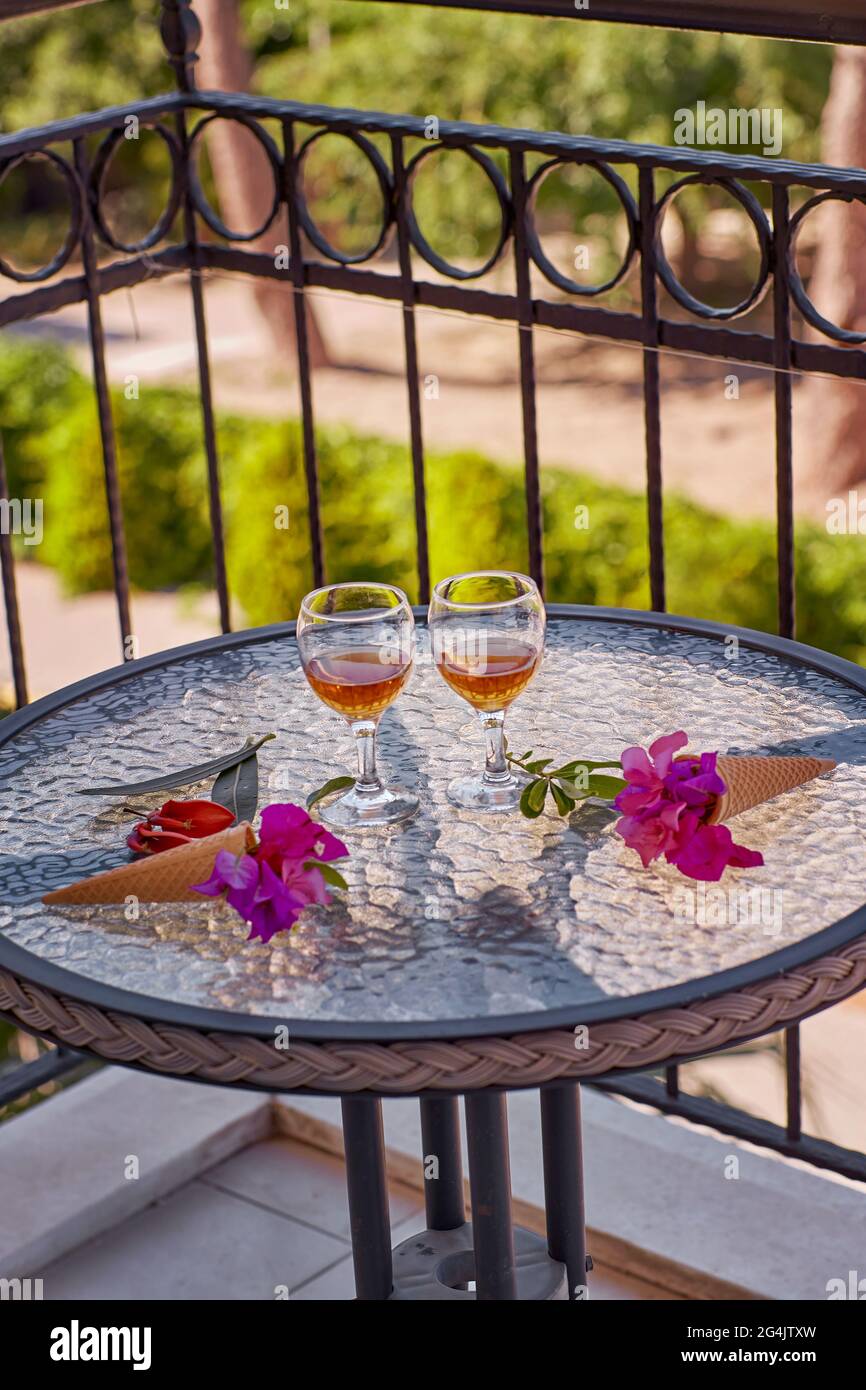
[
  {"left": 480, "top": 710, "right": 510, "bottom": 785},
  {"left": 351, "top": 719, "right": 383, "bottom": 795}
]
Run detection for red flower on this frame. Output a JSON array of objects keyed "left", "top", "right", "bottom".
[{"left": 127, "top": 799, "right": 235, "bottom": 855}]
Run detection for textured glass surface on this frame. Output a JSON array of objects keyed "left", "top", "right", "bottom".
[{"left": 0, "top": 617, "right": 864, "bottom": 1030}]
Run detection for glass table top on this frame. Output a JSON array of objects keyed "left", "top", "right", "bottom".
[{"left": 0, "top": 613, "right": 864, "bottom": 1038}]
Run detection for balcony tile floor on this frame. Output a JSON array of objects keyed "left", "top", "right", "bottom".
[{"left": 41, "top": 1136, "right": 675, "bottom": 1301}]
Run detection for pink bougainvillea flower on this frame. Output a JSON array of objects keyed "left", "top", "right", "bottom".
[
  {"left": 614, "top": 734, "right": 763, "bottom": 883},
  {"left": 189, "top": 802, "right": 350, "bottom": 943}
]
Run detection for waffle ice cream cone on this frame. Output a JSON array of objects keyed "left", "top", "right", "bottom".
[
  {"left": 706, "top": 755, "right": 836, "bottom": 824},
  {"left": 42, "top": 822, "right": 256, "bottom": 906}
]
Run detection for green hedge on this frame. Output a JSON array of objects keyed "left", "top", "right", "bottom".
[{"left": 1, "top": 337, "right": 864, "bottom": 664}]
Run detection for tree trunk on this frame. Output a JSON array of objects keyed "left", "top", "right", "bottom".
[
  {"left": 802, "top": 47, "right": 866, "bottom": 497},
  {"left": 193, "top": 0, "right": 329, "bottom": 368}
]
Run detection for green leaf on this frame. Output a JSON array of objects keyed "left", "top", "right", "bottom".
[
  {"left": 584, "top": 774, "right": 627, "bottom": 800},
  {"left": 211, "top": 753, "right": 260, "bottom": 825},
  {"left": 551, "top": 759, "right": 622, "bottom": 776},
  {"left": 306, "top": 776, "right": 354, "bottom": 810},
  {"left": 524, "top": 777, "right": 549, "bottom": 817},
  {"left": 554, "top": 778, "right": 589, "bottom": 798},
  {"left": 305, "top": 860, "right": 349, "bottom": 891},
  {"left": 80, "top": 734, "right": 277, "bottom": 798},
  {"left": 525, "top": 757, "right": 553, "bottom": 773},
  {"left": 519, "top": 779, "right": 547, "bottom": 818},
  {"left": 550, "top": 782, "right": 575, "bottom": 817}
]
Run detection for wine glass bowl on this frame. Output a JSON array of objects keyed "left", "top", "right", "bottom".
[
  {"left": 297, "top": 582, "right": 419, "bottom": 829},
  {"left": 428, "top": 571, "right": 545, "bottom": 811}
]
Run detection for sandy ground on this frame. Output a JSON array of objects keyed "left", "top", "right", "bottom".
[
  {"left": 0, "top": 564, "right": 220, "bottom": 701},
  {"left": 11, "top": 265, "right": 834, "bottom": 527}
]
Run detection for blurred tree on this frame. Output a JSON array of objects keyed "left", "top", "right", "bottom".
[
  {"left": 0, "top": 2, "right": 833, "bottom": 283},
  {"left": 195, "top": 0, "right": 329, "bottom": 366},
  {"left": 801, "top": 47, "right": 866, "bottom": 494},
  {"left": 252, "top": 2, "right": 830, "bottom": 265}
]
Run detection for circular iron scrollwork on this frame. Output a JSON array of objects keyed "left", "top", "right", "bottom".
[
  {"left": 187, "top": 113, "right": 282, "bottom": 242},
  {"left": 89, "top": 122, "right": 184, "bottom": 255},
  {"left": 404, "top": 143, "right": 513, "bottom": 281},
  {"left": 0, "top": 149, "right": 83, "bottom": 283},
  {"left": 524, "top": 157, "right": 638, "bottom": 297},
  {"left": 788, "top": 190, "right": 866, "bottom": 345},
  {"left": 653, "top": 174, "right": 772, "bottom": 321},
  {"left": 294, "top": 129, "right": 394, "bottom": 265}
]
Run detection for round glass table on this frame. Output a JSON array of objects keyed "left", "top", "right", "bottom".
[{"left": 1, "top": 606, "right": 865, "bottom": 1300}]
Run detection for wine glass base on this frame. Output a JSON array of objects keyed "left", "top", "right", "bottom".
[
  {"left": 317, "top": 783, "right": 420, "bottom": 830},
  {"left": 446, "top": 771, "right": 524, "bottom": 813}
]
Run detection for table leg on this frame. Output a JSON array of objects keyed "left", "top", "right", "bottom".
[
  {"left": 341, "top": 1095, "right": 393, "bottom": 1300},
  {"left": 420, "top": 1096, "right": 465, "bottom": 1231},
  {"left": 464, "top": 1092, "right": 518, "bottom": 1300},
  {"left": 540, "top": 1082, "right": 588, "bottom": 1300}
]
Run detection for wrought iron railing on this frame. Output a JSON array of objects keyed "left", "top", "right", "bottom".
[{"left": 2, "top": 0, "right": 866, "bottom": 1182}]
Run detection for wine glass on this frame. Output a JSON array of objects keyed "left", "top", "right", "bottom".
[
  {"left": 297, "top": 582, "right": 419, "bottom": 829},
  {"left": 428, "top": 570, "right": 545, "bottom": 811}
]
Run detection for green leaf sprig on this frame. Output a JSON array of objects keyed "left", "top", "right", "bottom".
[
  {"left": 506, "top": 748, "right": 626, "bottom": 820},
  {"left": 306, "top": 776, "right": 355, "bottom": 811}
]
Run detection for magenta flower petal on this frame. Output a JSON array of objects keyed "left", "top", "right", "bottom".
[
  {"left": 281, "top": 857, "right": 331, "bottom": 907},
  {"left": 616, "top": 812, "right": 673, "bottom": 867},
  {"left": 259, "top": 803, "right": 320, "bottom": 855},
  {"left": 726, "top": 842, "right": 765, "bottom": 871},
  {"left": 620, "top": 746, "right": 655, "bottom": 781},
  {"left": 313, "top": 828, "right": 350, "bottom": 862},
  {"left": 648, "top": 730, "right": 689, "bottom": 778},
  {"left": 668, "top": 824, "right": 762, "bottom": 882},
  {"left": 191, "top": 849, "right": 259, "bottom": 898}
]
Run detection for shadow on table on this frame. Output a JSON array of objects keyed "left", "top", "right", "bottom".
[
  {"left": 0, "top": 846, "right": 132, "bottom": 906},
  {"left": 729, "top": 725, "right": 866, "bottom": 767}
]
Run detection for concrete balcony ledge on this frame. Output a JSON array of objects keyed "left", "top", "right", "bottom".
[{"left": 0, "top": 1067, "right": 863, "bottom": 1300}]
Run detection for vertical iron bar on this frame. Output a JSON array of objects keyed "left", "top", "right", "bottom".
[
  {"left": 283, "top": 118, "right": 325, "bottom": 589},
  {"left": 391, "top": 133, "right": 430, "bottom": 604},
  {"left": 341, "top": 1096, "right": 393, "bottom": 1300},
  {"left": 772, "top": 183, "right": 795, "bottom": 640},
  {"left": 0, "top": 435, "right": 28, "bottom": 708},
  {"left": 419, "top": 1095, "right": 465, "bottom": 1231},
  {"left": 785, "top": 1025, "right": 802, "bottom": 1143},
  {"left": 162, "top": 11, "right": 231, "bottom": 635},
  {"left": 638, "top": 166, "right": 665, "bottom": 612},
  {"left": 179, "top": 187, "right": 232, "bottom": 634},
  {"left": 540, "top": 1083, "right": 587, "bottom": 1301},
  {"left": 773, "top": 185, "right": 799, "bottom": 1135},
  {"left": 665, "top": 1065, "right": 679, "bottom": 1099},
  {"left": 509, "top": 148, "right": 544, "bottom": 596},
  {"left": 465, "top": 1092, "right": 517, "bottom": 1300},
  {"left": 72, "top": 136, "right": 133, "bottom": 657}
]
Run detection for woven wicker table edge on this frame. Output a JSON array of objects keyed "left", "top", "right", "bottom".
[{"left": 2, "top": 936, "right": 866, "bottom": 1094}]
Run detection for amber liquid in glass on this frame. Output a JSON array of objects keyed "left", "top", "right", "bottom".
[
  {"left": 436, "top": 636, "right": 539, "bottom": 711},
  {"left": 305, "top": 648, "right": 413, "bottom": 719}
]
